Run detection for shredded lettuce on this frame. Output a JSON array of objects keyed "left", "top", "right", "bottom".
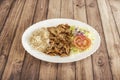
[
  {"left": 70, "top": 46, "right": 82, "bottom": 54},
  {"left": 70, "top": 26, "right": 75, "bottom": 31}
]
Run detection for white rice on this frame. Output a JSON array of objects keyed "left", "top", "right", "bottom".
[{"left": 29, "top": 28, "right": 49, "bottom": 52}]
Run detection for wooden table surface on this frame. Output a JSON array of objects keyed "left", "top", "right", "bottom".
[{"left": 0, "top": 0, "right": 120, "bottom": 80}]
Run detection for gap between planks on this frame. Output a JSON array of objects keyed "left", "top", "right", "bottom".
[
  {"left": 0, "top": 0, "right": 26, "bottom": 79},
  {"left": 20, "top": 0, "right": 49, "bottom": 80},
  {"left": 97, "top": 0, "right": 120, "bottom": 79},
  {"left": 1, "top": 0, "right": 37, "bottom": 80},
  {"left": 0, "top": 0, "right": 14, "bottom": 33}
]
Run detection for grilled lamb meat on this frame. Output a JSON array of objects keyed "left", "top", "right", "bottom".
[{"left": 44, "top": 24, "right": 72, "bottom": 56}]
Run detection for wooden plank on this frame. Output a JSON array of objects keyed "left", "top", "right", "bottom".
[
  {"left": 1, "top": 0, "right": 37, "bottom": 80},
  {"left": 20, "top": 55, "right": 40, "bottom": 80},
  {"left": 47, "top": 0, "right": 60, "bottom": 19},
  {"left": 0, "top": 0, "right": 14, "bottom": 33},
  {"left": 73, "top": 0, "right": 87, "bottom": 22},
  {"left": 39, "top": 62, "right": 58, "bottom": 80},
  {"left": 61, "top": 0, "right": 73, "bottom": 19},
  {"left": 108, "top": 0, "right": 120, "bottom": 37},
  {"left": 86, "top": 0, "right": 113, "bottom": 79},
  {"left": 20, "top": 0, "right": 49, "bottom": 80},
  {"left": 57, "top": 63, "right": 75, "bottom": 80},
  {"left": 57, "top": 0, "right": 75, "bottom": 80},
  {"left": 33, "top": 0, "right": 48, "bottom": 23},
  {"left": 39, "top": 0, "right": 61, "bottom": 80},
  {"left": 108, "top": 0, "right": 120, "bottom": 35},
  {"left": 97, "top": 0, "right": 120, "bottom": 79},
  {"left": 0, "top": 0, "right": 25, "bottom": 79},
  {"left": 73, "top": 0, "right": 93, "bottom": 80}
]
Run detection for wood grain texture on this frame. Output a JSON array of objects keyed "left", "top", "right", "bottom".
[
  {"left": 34, "top": 0, "right": 48, "bottom": 23},
  {"left": 57, "top": 0, "right": 75, "bottom": 80},
  {"left": 20, "top": 0, "right": 48, "bottom": 80},
  {"left": 108, "top": 0, "right": 120, "bottom": 35},
  {"left": 47, "top": 0, "right": 61, "bottom": 19},
  {"left": 97, "top": 0, "right": 120, "bottom": 79},
  {"left": 20, "top": 55, "right": 40, "bottom": 80},
  {"left": 57, "top": 63, "right": 75, "bottom": 80},
  {"left": 61, "top": 0, "right": 73, "bottom": 18},
  {"left": 0, "top": 0, "right": 119, "bottom": 79},
  {"left": 73, "top": 0, "right": 87, "bottom": 22},
  {"left": 73, "top": 0, "right": 93, "bottom": 80},
  {"left": 86, "top": 0, "right": 113, "bottom": 79},
  {"left": 0, "top": 0, "right": 14, "bottom": 33},
  {"left": 39, "top": 0, "right": 60, "bottom": 80},
  {"left": 1, "top": 0, "right": 37, "bottom": 80},
  {"left": 0, "top": 0, "right": 25, "bottom": 79}
]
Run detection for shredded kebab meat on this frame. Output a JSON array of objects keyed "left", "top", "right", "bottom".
[{"left": 44, "top": 24, "right": 72, "bottom": 56}]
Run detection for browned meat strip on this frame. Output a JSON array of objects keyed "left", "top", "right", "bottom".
[
  {"left": 44, "top": 24, "right": 72, "bottom": 57},
  {"left": 47, "top": 27, "right": 57, "bottom": 36}
]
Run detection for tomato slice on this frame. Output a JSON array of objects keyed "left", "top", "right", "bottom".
[{"left": 73, "top": 35, "right": 91, "bottom": 50}]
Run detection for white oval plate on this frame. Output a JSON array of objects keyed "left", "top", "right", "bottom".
[{"left": 22, "top": 18, "right": 101, "bottom": 63}]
